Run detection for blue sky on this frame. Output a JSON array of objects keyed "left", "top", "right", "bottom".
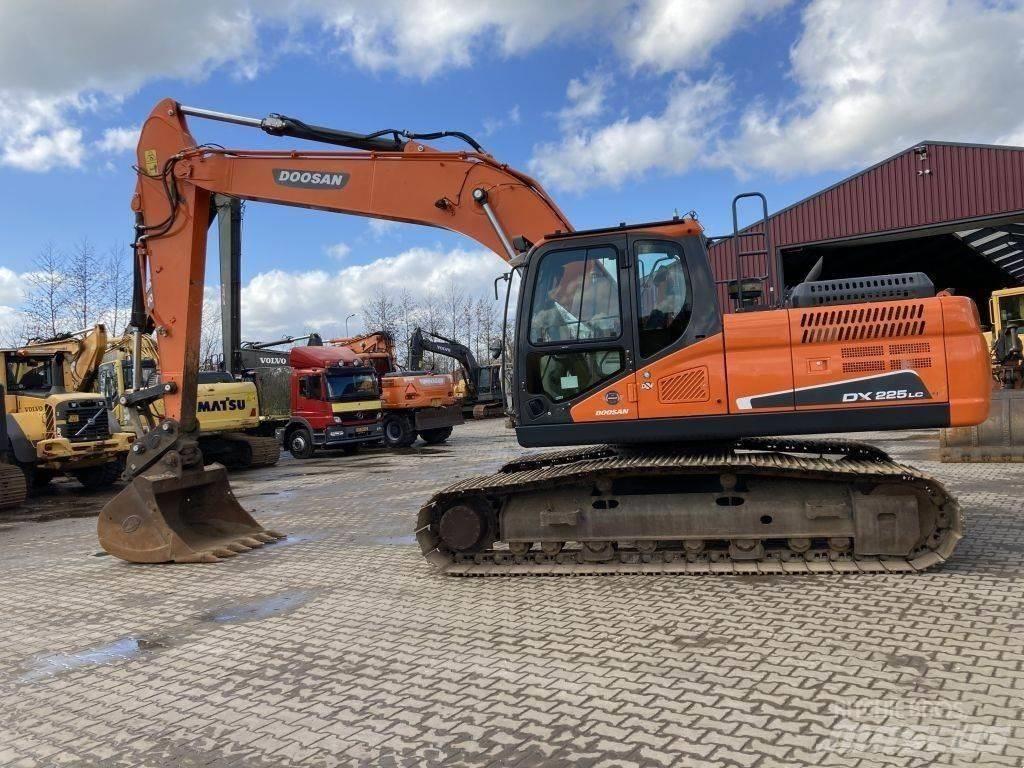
[{"left": 1, "top": 0, "right": 1022, "bottom": 338}]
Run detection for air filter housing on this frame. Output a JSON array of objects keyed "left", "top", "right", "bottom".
[{"left": 789, "top": 272, "right": 934, "bottom": 308}]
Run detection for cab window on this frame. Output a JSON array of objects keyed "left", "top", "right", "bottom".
[
  {"left": 529, "top": 246, "right": 621, "bottom": 344},
  {"left": 997, "top": 294, "right": 1024, "bottom": 329},
  {"left": 299, "top": 375, "right": 323, "bottom": 400},
  {"left": 527, "top": 349, "right": 625, "bottom": 403},
  {"left": 635, "top": 240, "right": 692, "bottom": 358}
]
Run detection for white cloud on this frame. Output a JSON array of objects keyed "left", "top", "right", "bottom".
[
  {"left": 718, "top": 0, "right": 1024, "bottom": 175},
  {"left": 367, "top": 219, "right": 401, "bottom": 237},
  {"left": 529, "top": 74, "right": 732, "bottom": 192},
  {"left": 482, "top": 105, "right": 521, "bottom": 137},
  {"left": 96, "top": 126, "right": 140, "bottom": 154},
  {"left": 325, "top": 242, "right": 351, "bottom": 260},
  {"left": 240, "top": 245, "right": 505, "bottom": 339},
  {"left": 621, "top": 0, "right": 792, "bottom": 73},
  {"left": 321, "top": 1, "right": 618, "bottom": 79},
  {"left": 0, "top": 94, "right": 87, "bottom": 172},
  {"left": 557, "top": 71, "right": 611, "bottom": 131},
  {"left": 0, "top": 0, "right": 257, "bottom": 172},
  {"left": 0, "top": 1, "right": 777, "bottom": 173},
  {"left": 0, "top": 267, "right": 26, "bottom": 307}
]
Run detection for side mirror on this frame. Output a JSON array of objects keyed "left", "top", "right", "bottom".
[{"left": 488, "top": 343, "right": 502, "bottom": 360}]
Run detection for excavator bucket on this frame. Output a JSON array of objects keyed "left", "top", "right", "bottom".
[
  {"left": 940, "top": 389, "right": 1024, "bottom": 462},
  {"left": 97, "top": 422, "right": 283, "bottom": 563}
]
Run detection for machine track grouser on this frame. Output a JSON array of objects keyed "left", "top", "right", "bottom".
[{"left": 99, "top": 99, "right": 989, "bottom": 567}]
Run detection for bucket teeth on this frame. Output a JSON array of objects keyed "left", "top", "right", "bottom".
[
  {"left": 265, "top": 530, "right": 287, "bottom": 540},
  {"left": 252, "top": 532, "right": 276, "bottom": 543},
  {"left": 213, "top": 548, "right": 239, "bottom": 558},
  {"left": 239, "top": 537, "right": 265, "bottom": 548},
  {"left": 226, "top": 542, "right": 251, "bottom": 553}
]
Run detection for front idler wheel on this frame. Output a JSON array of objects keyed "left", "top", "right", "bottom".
[{"left": 437, "top": 499, "right": 492, "bottom": 553}]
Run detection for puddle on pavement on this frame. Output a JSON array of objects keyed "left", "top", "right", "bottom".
[
  {"left": 21, "top": 635, "right": 170, "bottom": 682},
  {"left": 201, "top": 589, "right": 317, "bottom": 624}
]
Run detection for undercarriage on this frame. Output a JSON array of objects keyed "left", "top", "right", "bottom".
[{"left": 416, "top": 438, "right": 962, "bottom": 576}]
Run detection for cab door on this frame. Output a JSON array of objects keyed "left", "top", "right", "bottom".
[
  {"left": 515, "top": 236, "right": 638, "bottom": 427},
  {"left": 630, "top": 235, "right": 728, "bottom": 420}
]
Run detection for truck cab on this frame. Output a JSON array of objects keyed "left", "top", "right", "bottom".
[{"left": 282, "top": 346, "right": 384, "bottom": 458}]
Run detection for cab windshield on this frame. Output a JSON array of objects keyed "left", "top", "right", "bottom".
[
  {"left": 997, "top": 294, "right": 1024, "bottom": 329},
  {"left": 5, "top": 355, "right": 52, "bottom": 393},
  {"left": 325, "top": 370, "right": 378, "bottom": 401},
  {"left": 120, "top": 359, "right": 159, "bottom": 387}
]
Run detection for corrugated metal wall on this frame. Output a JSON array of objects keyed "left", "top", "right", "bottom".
[{"left": 709, "top": 142, "right": 1024, "bottom": 309}]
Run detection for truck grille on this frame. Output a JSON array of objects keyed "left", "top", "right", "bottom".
[{"left": 58, "top": 400, "right": 111, "bottom": 443}]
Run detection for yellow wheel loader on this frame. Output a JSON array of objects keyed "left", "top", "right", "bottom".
[
  {"left": 941, "top": 287, "right": 1024, "bottom": 461},
  {"left": 1, "top": 326, "right": 133, "bottom": 492},
  {"left": 99, "top": 334, "right": 279, "bottom": 470}
]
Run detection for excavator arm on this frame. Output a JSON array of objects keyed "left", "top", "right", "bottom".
[
  {"left": 408, "top": 328, "right": 481, "bottom": 397},
  {"left": 99, "top": 98, "right": 572, "bottom": 563}
]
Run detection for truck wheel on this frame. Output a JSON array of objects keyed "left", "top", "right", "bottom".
[
  {"left": 382, "top": 414, "right": 416, "bottom": 448},
  {"left": 419, "top": 426, "right": 454, "bottom": 445},
  {"left": 287, "top": 428, "right": 315, "bottom": 459},
  {"left": 73, "top": 461, "right": 122, "bottom": 491}
]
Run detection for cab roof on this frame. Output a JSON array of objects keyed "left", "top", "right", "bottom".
[{"left": 289, "top": 345, "right": 358, "bottom": 369}]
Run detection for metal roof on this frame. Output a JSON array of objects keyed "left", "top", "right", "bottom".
[
  {"left": 955, "top": 225, "right": 1024, "bottom": 282},
  {"left": 708, "top": 141, "right": 1024, "bottom": 304}
]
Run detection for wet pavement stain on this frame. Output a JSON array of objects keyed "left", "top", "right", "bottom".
[
  {"left": 201, "top": 589, "right": 318, "bottom": 624},
  {"left": 20, "top": 636, "right": 170, "bottom": 682},
  {"left": 884, "top": 652, "right": 930, "bottom": 675}
]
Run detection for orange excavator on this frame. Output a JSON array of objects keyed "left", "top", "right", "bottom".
[
  {"left": 98, "top": 99, "right": 990, "bottom": 573},
  {"left": 328, "top": 332, "right": 463, "bottom": 447}
]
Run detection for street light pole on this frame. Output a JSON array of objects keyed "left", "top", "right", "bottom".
[{"left": 345, "top": 313, "right": 356, "bottom": 335}]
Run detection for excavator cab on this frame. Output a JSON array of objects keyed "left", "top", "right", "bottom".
[{"left": 512, "top": 221, "right": 720, "bottom": 442}]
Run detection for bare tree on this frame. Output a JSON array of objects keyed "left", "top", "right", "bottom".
[
  {"left": 361, "top": 284, "right": 399, "bottom": 340},
  {"left": 475, "top": 296, "right": 499, "bottom": 363},
  {"left": 22, "top": 242, "right": 69, "bottom": 339},
  {"left": 395, "top": 288, "right": 418, "bottom": 367},
  {"left": 199, "top": 293, "right": 223, "bottom": 367},
  {"left": 101, "top": 242, "right": 133, "bottom": 337},
  {"left": 66, "top": 237, "right": 102, "bottom": 329}
]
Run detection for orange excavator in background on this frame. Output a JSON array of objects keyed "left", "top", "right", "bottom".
[
  {"left": 98, "top": 99, "right": 990, "bottom": 573},
  {"left": 328, "top": 332, "right": 463, "bottom": 448}
]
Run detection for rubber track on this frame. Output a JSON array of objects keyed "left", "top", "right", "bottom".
[
  {"left": 0, "top": 464, "right": 27, "bottom": 509},
  {"left": 224, "top": 433, "right": 281, "bottom": 469},
  {"left": 416, "top": 438, "right": 963, "bottom": 577}
]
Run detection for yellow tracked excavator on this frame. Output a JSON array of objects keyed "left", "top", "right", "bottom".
[{"left": 99, "top": 333, "right": 279, "bottom": 470}]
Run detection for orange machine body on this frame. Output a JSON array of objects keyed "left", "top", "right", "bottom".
[
  {"left": 329, "top": 333, "right": 458, "bottom": 412},
  {"left": 569, "top": 295, "right": 989, "bottom": 430}
]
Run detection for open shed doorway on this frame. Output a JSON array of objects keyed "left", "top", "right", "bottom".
[{"left": 781, "top": 233, "right": 1014, "bottom": 326}]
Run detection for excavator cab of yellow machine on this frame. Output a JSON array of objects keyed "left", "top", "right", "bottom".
[{"left": 940, "top": 286, "right": 1024, "bottom": 462}]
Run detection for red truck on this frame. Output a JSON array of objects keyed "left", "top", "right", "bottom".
[{"left": 280, "top": 345, "right": 384, "bottom": 458}]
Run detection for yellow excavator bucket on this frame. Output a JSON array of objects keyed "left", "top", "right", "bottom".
[
  {"left": 97, "top": 421, "right": 283, "bottom": 563},
  {"left": 940, "top": 389, "right": 1024, "bottom": 462}
]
